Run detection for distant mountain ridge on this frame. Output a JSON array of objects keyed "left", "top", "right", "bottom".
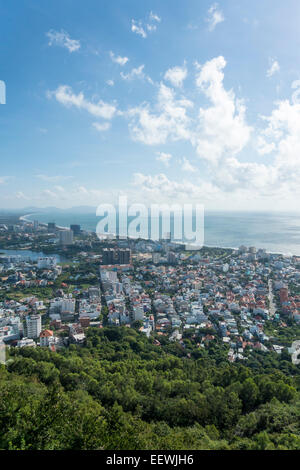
[{"left": 0, "top": 206, "right": 97, "bottom": 215}]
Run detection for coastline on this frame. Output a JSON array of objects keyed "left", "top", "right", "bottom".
[
  {"left": 18, "top": 213, "right": 300, "bottom": 258},
  {"left": 20, "top": 213, "right": 70, "bottom": 231}
]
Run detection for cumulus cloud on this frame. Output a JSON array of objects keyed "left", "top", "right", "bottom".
[
  {"left": 45, "top": 53, "right": 300, "bottom": 206},
  {"left": 109, "top": 51, "right": 129, "bottom": 66},
  {"left": 128, "top": 82, "right": 192, "bottom": 145},
  {"left": 164, "top": 64, "right": 187, "bottom": 88},
  {"left": 132, "top": 172, "right": 220, "bottom": 203},
  {"left": 127, "top": 57, "right": 251, "bottom": 163},
  {"left": 194, "top": 56, "right": 252, "bottom": 163},
  {"left": 206, "top": 3, "right": 224, "bottom": 32},
  {"left": 48, "top": 85, "right": 117, "bottom": 120},
  {"left": 46, "top": 29, "right": 81, "bottom": 52},
  {"left": 180, "top": 157, "right": 197, "bottom": 172},
  {"left": 257, "top": 85, "right": 300, "bottom": 189},
  {"left": 156, "top": 152, "right": 172, "bottom": 167},
  {"left": 216, "top": 81, "right": 300, "bottom": 199},
  {"left": 257, "top": 135, "right": 276, "bottom": 155},
  {"left": 126, "top": 55, "right": 295, "bottom": 204},
  {"left": 211, "top": 157, "right": 274, "bottom": 192},
  {"left": 267, "top": 58, "right": 280, "bottom": 78}
]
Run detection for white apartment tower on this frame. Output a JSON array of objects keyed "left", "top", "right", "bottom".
[
  {"left": 26, "top": 314, "right": 42, "bottom": 339},
  {"left": 59, "top": 230, "right": 73, "bottom": 245}
]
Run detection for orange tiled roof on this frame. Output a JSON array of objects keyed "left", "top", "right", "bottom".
[{"left": 40, "top": 329, "right": 53, "bottom": 337}]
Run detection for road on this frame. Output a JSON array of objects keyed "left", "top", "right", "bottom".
[{"left": 268, "top": 279, "right": 276, "bottom": 317}]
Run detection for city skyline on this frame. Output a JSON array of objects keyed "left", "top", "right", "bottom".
[{"left": 1, "top": 1, "right": 300, "bottom": 211}]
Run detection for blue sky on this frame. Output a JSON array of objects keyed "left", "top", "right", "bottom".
[{"left": 1, "top": 0, "right": 300, "bottom": 210}]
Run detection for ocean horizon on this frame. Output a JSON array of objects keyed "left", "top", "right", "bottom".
[{"left": 23, "top": 210, "right": 300, "bottom": 257}]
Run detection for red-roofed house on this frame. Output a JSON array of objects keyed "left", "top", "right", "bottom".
[{"left": 40, "top": 329, "right": 54, "bottom": 347}]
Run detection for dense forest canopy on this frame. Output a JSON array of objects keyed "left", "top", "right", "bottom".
[{"left": 1, "top": 326, "right": 299, "bottom": 450}]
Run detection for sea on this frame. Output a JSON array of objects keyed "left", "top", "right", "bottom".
[{"left": 23, "top": 210, "right": 300, "bottom": 257}]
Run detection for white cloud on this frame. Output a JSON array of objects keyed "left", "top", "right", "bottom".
[
  {"left": 211, "top": 157, "right": 275, "bottom": 192},
  {"left": 164, "top": 64, "right": 188, "bottom": 88},
  {"left": 131, "top": 20, "right": 147, "bottom": 38},
  {"left": 257, "top": 135, "right": 276, "bottom": 155},
  {"left": 132, "top": 172, "right": 220, "bottom": 203},
  {"left": 267, "top": 58, "right": 280, "bottom": 78},
  {"left": 106, "top": 79, "right": 114, "bottom": 86},
  {"left": 46, "top": 29, "right": 80, "bottom": 52},
  {"left": 121, "top": 65, "right": 145, "bottom": 80},
  {"left": 42, "top": 189, "right": 58, "bottom": 199},
  {"left": 132, "top": 12, "right": 161, "bottom": 38},
  {"left": 146, "top": 24, "right": 157, "bottom": 32},
  {"left": 109, "top": 51, "right": 129, "bottom": 66},
  {"left": 16, "top": 191, "right": 29, "bottom": 200},
  {"left": 35, "top": 174, "right": 73, "bottom": 183},
  {"left": 92, "top": 122, "right": 111, "bottom": 132},
  {"left": 127, "top": 57, "right": 251, "bottom": 162},
  {"left": 49, "top": 85, "right": 117, "bottom": 120},
  {"left": 215, "top": 82, "right": 300, "bottom": 198},
  {"left": 128, "top": 82, "right": 192, "bottom": 145},
  {"left": 156, "top": 152, "right": 172, "bottom": 167},
  {"left": 194, "top": 56, "right": 252, "bottom": 163},
  {"left": 206, "top": 3, "right": 224, "bottom": 32},
  {"left": 44, "top": 55, "right": 300, "bottom": 208},
  {"left": 120, "top": 64, "right": 153, "bottom": 84},
  {"left": 257, "top": 87, "right": 300, "bottom": 187},
  {"left": 180, "top": 157, "right": 197, "bottom": 172},
  {"left": 149, "top": 12, "right": 161, "bottom": 23}
]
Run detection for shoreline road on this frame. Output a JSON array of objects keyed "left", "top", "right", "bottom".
[{"left": 268, "top": 279, "right": 276, "bottom": 317}]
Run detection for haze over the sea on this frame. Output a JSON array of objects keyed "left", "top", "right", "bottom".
[{"left": 25, "top": 210, "right": 300, "bottom": 256}]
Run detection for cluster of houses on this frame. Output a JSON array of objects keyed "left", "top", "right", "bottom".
[
  {"left": 132, "top": 245, "right": 300, "bottom": 362},
  {"left": 0, "top": 254, "right": 62, "bottom": 289},
  {"left": 1, "top": 241, "right": 300, "bottom": 365},
  {"left": 100, "top": 268, "right": 154, "bottom": 336}
]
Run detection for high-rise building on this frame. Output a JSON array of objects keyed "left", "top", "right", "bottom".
[
  {"left": 70, "top": 224, "right": 81, "bottom": 235},
  {"left": 59, "top": 230, "right": 74, "bottom": 245},
  {"left": 102, "top": 248, "right": 115, "bottom": 265},
  {"left": 89, "top": 287, "right": 101, "bottom": 299},
  {"left": 102, "top": 248, "right": 131, "bottom": 265},
  {"left": 48, "top": 222, "right": 56, "bottom": 232},
  {"left": 33, "top": 220, "right": 39, "bottom": 231},
  {"left": 167, "top": 251, "right": 177, "bottom": 264},
  {"left": 280, "top": 287, "right": 289, "bottom": 304},
  {"left": 152, "top": 253, "right": 161, "bottom": 264},
  {"left": 118, "top": 249, "right": 131, "bottom": 265},
  {"left": 132, "top": 307, "right": 144, "bottom": 323},
  {"left": 26, "top": 314, "right": 42, "bottom": 339}
]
